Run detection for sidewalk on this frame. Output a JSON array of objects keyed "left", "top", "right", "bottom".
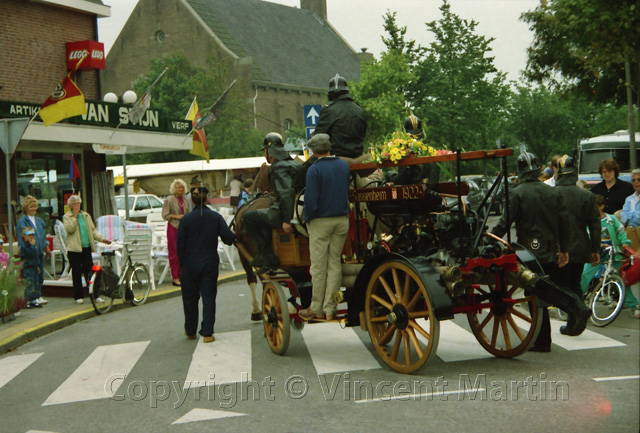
[{"left": 0, "top": 264, "right": 246, "bottom": 355}]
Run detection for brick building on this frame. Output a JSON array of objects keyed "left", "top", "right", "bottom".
[
  {"left": 102, "top": 0, "right": 372, "bottom": 139},
  {"left": 0, "top": 0, "right": 192, "bottom": 243}
]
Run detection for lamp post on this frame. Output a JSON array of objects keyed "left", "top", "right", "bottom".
[{"left": 103, "top": 91, "right": 137, "bottom": 220}]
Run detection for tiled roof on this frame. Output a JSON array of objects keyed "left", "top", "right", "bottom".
[{"left": 186, "top": 0, "right": 361, "bottom": 91}]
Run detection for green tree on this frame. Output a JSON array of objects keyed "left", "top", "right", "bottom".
[
  {"left": 409, "top": 1, "right": 511, "bottom": 152},
  {"left": 108, "top": 53, "right": 262, "bottom": 165},
  {"left": 521, "top": 0, "right": 639, "bottom": 106}
]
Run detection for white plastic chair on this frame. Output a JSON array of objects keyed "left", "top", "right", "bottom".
[
  {"left": 53, "top": 225, "right": 71, "bottom": 279},
  {"left": 123, "top": 226, "right": 156, "bottom": 290}
]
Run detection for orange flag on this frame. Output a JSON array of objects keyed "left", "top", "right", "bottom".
[{"left": 185, "top": 97, "right": 209, "bottom": 162}]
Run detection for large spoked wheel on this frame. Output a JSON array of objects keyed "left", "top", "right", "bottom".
[
  {"left": 590, "top": 275, "right": 625, "bottom": 327},
  {"left": 365, "top": 260, "right": 439, "bottom": 374},
  {"left": 89, "top": 270, "right": 115, "bottom": 315},
  {"left": 466, "top": 281, "right": 542, "bottom": 357},
  {"left": 129, "top": 264, "right": 151, "bottom": 306},
  {"left": 262, "top": 281, "right": 291, "bottom": 355}
]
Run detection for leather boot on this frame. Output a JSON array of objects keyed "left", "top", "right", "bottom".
[{"left": 532, "top": 275, "right": 590, "bottom": 336}]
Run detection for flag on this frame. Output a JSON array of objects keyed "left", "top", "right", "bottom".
[
  {"left": 39, "top": 56, "right": 87, "bottom": 126},
  {"left": 186, "top": 97, "right": 209, "bottom": 162},
  {"left": 69, "top": 155, "right": 81, "bottom": 180},
  {"left": 128, "top": 91, "right": 151, "bottom": 124},
  {"left": 195, "top": 79, "right": 237, "bottom": 130}
]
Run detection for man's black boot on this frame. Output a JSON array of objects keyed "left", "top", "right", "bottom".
[{"left": 532, "top": 275, "right": 589, "bottom": 336}]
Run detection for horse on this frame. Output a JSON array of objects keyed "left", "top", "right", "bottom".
[{"left": 231, "top": 193, "right": 272, "bottom": 321}]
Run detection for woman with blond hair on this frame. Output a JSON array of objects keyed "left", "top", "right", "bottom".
[
  {"left": 162, "top": 179, "right": 188, "bottom": 286},
  {"left": 16, "top": 195, "right": 49, "bottom": 306},
  {"left": 63, "top": 195, "right": 110, "bottom": 303}
]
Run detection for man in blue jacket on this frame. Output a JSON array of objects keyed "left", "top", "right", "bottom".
[
  {"left": 177, "top": 186, "right": 235, "bottom": 343},
  {"left": 298, "top": 133, "right": 350, "bottom": 321}
]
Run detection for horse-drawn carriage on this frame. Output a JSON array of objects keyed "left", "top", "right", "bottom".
[{"left": 233, "top": 148, "right": 567, "bottom": 374}]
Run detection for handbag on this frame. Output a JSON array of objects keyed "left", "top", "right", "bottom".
[
  {"left": 625, "top": 226, "right": 640, "bottom": 251},
  {"left": 619, "top": 245, "right": 640, "bottom": 286}
]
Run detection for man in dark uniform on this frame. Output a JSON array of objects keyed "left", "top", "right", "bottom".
[
  {"left": 313, "top": 74, "right": 367, "bottom": 161},
  {"left": 177, "top": 186, "right": 235, "bottom": 343},
  {"left": 492, "top": 150, "right": 590, "bottom": 351},
  {"left": 390, "top": 114, "right": 440, "bottom": 186},
  {"left": 555, "top": 155, "right": 601, "bottom": 297},
  {"left": 243, "top": 132, "right": 300, "bottom": 272}
]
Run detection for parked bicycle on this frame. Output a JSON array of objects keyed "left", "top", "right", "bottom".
[
  {"left": 88, "top": 240, "right": 151, "bottom": 315},
  {"left": 558, "top": 244, "right": 625, "bottom": 327}
]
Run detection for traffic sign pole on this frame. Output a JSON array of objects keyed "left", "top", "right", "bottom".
[{"left": 0, "top": 117, "right": 30, "bottom": 259}]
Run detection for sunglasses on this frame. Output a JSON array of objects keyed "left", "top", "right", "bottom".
[{"left": 632, "top": 178, "right": 640, "bottom": 183}]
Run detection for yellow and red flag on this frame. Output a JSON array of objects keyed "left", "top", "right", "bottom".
[
  {"left": 39, "top": 55, "right": 87, "bottom": 126},
  {"left": 185, "top": 97, "right": 209, "bottom": 162}
]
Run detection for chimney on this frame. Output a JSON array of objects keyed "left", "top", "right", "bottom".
[{"left": 300, "top": 0, "right": 327, "bottom": 20}]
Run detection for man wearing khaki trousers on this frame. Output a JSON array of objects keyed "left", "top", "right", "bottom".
[{"left": 298, "top": 133, "right": 350, "bottom": 321}]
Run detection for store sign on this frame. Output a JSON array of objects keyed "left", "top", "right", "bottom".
[
  {"left": 0, "top": 100, "right": 192, "bottom": 134},
  {"left": 92, "top": 144, "right": 127, "bottom": 155},
  {"left": 65, "top": 41, "right": 106, "bottom": 70}
]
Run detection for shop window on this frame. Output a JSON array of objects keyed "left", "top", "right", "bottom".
[{"left": 15, "top": 153, "right": 82, "bottom": 233}]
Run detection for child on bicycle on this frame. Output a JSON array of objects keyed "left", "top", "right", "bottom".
[
  {"left": 580, "top": 194, "right": 631, "bottom": 293},
  {"left": 20, "top": 227, "right": 43, "bottom": 308}
]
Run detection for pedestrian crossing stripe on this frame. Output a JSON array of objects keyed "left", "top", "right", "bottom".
[
  {"left": 433, "top": 321, "right": 493, "bottom": 362},
  {"left": 301, "top": 323, "right": 380, "bottom": 375},
  {"left": 0, "top": 352, "right": 43, "bottom": 391},
  {"left": 172, "top": 408, "right": 246, "bottom": 424},
  {"left": 42, "top": 341, "right": 150, "bottom": 406},
  {"left": 184, "top": 330, "right": 251, "bottom": 388}
]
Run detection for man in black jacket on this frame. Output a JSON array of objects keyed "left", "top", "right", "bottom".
[
  {"left": 177, "top": 186, "right": 235, "bottom": 343},
  {"left": 555, "top": 155, "right": 601, "bottom": 297},
  {"left": 243, "top": 133, "right": 300, "bottom": 271},
  {"left": 313, "top": 74, "right": 367, "bottom": 160},
  {"left": 492, "top": 150, "right": 590, "bottom": 351}
]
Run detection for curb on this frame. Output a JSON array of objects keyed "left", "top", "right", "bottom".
[{"left": 0, "top": 272, "right": 246, "bottom": 355}]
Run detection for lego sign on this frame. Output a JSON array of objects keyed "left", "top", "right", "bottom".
[{"left": 65, "top": 41, "right": 105, "bottom": 70}]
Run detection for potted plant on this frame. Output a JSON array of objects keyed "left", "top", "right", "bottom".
[{"left": 0, "top": 260, "right": 26, "bottom": 323}]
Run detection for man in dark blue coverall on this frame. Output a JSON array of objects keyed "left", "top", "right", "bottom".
[{"left": 177, "top": 186, "right": 235, "bottom": 343}]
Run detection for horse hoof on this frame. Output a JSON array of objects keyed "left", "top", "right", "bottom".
[{"left": 251, "top": 312, "right": 262, "bottom": 321}]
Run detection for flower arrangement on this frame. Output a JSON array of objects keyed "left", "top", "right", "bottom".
[
  {"left": 369, "top": 131, "right": 452, "bottom": 164},
  {"left": 0, "top": 260, "right": 25, "bottom": 319}
]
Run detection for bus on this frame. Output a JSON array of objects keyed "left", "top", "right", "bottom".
[{"left": 578, "top": 130, "right": 640, "bottom": 184}]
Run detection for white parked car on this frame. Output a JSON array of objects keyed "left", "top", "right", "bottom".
[{"left": 115, "top": 194, "right": 164, "bottom": 221}]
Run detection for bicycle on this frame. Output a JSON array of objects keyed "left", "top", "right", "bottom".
[
  {"left": 558, "top": 244, "right": 626, "bottom": 327},
  {"left": 88, "top": 240, "right": 151, "bottom": 315}
]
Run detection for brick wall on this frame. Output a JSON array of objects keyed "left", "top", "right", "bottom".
[{"left": 0, "top": 0, "right": 100, "bottom": 103}]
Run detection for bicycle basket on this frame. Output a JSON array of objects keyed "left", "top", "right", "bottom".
[
  {"left": 99, "top": 266, "right": 120, "bottom": 298},
  {"left": 619, "top": 246, "right": 640, "bottom": 286}
]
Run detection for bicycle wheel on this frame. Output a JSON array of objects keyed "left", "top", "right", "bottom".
[
  {"left": 89, "top": 270, "right": 115, "bottom": 315},
  {"left": 128, "top": 264, "right": 151, "bottom": 306},
  {"left": 590, "top": 274, "right": 625, "bottom": 327}
]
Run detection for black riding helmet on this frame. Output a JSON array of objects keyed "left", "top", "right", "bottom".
[{"left": 261, "top": 132, "right": 289, "bottom": 160}]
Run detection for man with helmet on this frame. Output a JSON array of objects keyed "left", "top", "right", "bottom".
[
  {"left": 391, "top": 114, "right": 440, "bottom": 186},
  {"left": 313, "top": 74, "right": 367, "bottom": 161},
  {"left": 555, "top": 155, "right": 601, "bottom": 298},
  {"left": 243, "top": 133, "right": 301, "bottom": 272},
  {"left": 492, "top": 149, "right": 590, "bottom": 351}
]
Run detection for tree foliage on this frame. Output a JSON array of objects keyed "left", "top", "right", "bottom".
[
  {"left": 108, "top": 52, "right": 262, "bottom": 165},
  {"left": 408, "top": 1, "right": 511, "bottom": 152},
  {"left": 521, "top": 0, "right": 640, "bottom": 106}
]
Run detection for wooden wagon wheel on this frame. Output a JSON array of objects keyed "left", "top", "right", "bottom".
[
  {"left": 466, "top": 280, "right": 542, "bottom": 357},
  {"left": 262, "top": 281, "right": 291, "bottom": 355},
  {"left": 365, "top": 260, "right": 439, "bottom": 374}
]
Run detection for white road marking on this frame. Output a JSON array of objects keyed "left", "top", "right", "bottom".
[
  {"left": 434, "top": 321, "right": 493, "bottom": 362},
  {"left": 42, "top": 341, "right": 150, "bottom": 406},
  {"left": 355, "top": 387, "right": 487, "bottom": 403},
  {"left": 301, "top": 323, "right": 380, "bottom": 375},
  {"left": 172, "top": 408, "right": 246, "bottom": 424},
  {"left": 184, "top": 331, "right": 251, "bottom": 389},
  {"left": 0, "top": 353, "right": 43, "bottom": 391},
  {"left": 592, "top": 375, "right": 640, "bottom": 382}
]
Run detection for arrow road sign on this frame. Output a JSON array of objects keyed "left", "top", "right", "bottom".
[{"left": 304, "top": 105, "right": 322, "bottom": 127}]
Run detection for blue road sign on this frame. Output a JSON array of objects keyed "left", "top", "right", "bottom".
[
  {"left": 306, "top": 127, "right": 315, "bottom": 140},
  {"left": 303, "top": 105, "right": 322, "bottom": 127}
]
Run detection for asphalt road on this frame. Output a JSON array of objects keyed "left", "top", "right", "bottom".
[{"left": 0, "top": 277, "right": 638, "bottom": 433}]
